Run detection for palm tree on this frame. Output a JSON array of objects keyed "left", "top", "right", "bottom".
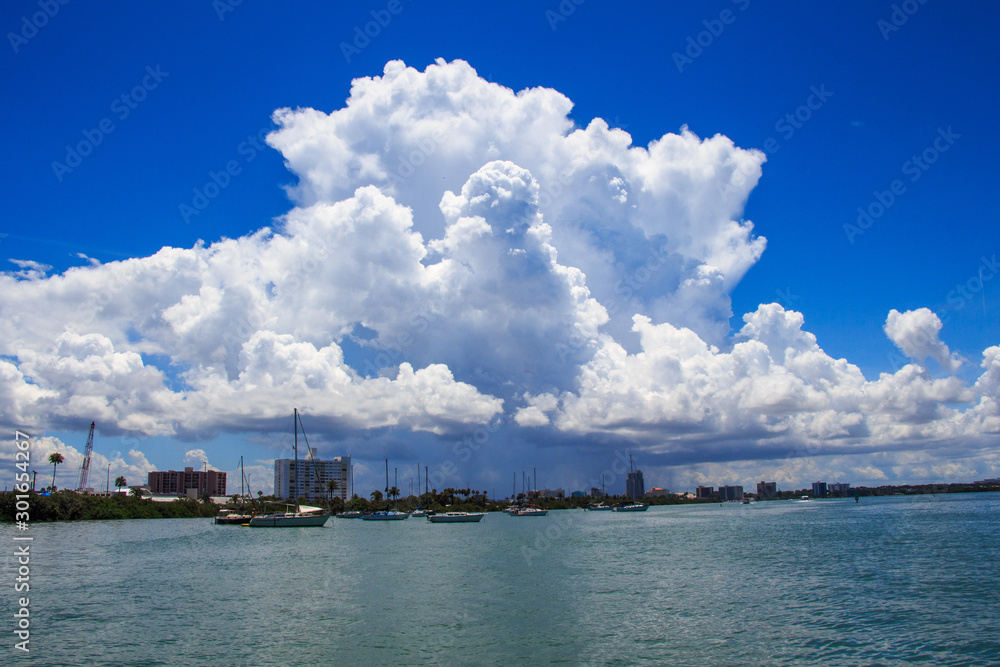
[
  {"left": 370, "top": 489, "right": 383, "bottom": 503},
  {"left": 48, "top": 452, "right": 65, "bottom": 489},
  {"left": 327, "top": 479, "right": 339, "bottom": 503},
  {"left": 388, "top": 485, "right": 400, "bottom": 508},
  {"left": 115, "top": 476, "right": 127, "bottom": 493}
]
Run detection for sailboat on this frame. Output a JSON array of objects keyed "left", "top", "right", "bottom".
[
  {"left": 410, "top": 465, "right": 431, "bottom": 517},
  {"left": 427, "top": 511, "right": 485, "bottom": 523},
  {"left": 215, "top": 456, "right": 256, "bottom": 524},
  {"left": 249, "top": 409, "right": 331, "bottom": 527},
  {"left": 586, "top": 473, "right": 614, "bottom": 511},
  {"left": 613, "top": 454, "right": 649, "bottom": 512},
  {"left": 362, "top": 459, "right": 409, "bottom": 521},
  {"left": 338, "top": 462, "right": 365, "bottom": 517}
]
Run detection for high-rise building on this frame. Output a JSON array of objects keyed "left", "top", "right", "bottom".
[
  {"left": 812, "top": 481, "right": 828, "bottom": 497},
  {"left": 757, "top": 481, "right": 778, "bottom": 499},
  {"left": 626, "top": 469, "right": 645, "bottom": 500},
  {"left": 719, "top": 485, "right": 744, "bottom": 501},
  {"left": 590, "top": 487, "right": 603, "bottom": 498},
  {"left": 696, "top": 485, "right": 715, "bottom": 499},
  {"left": 828, "top": 482, "right": 851, "bottom": 494},
  {"left": 274, "top": 452, "right": 350, "bottom": 503},
  {"left": 147, "top": 467, "right": 227, "bottom": 496}
]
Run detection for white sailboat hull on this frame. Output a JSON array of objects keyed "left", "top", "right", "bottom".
[
  {"left": 427, "top": 512, "right": 485, "bottom": 523},
  {"left": 613, "top": 504, "right": 648, "bottom": 512},
  {"left": 249, "top": 513, "right": 330, "bottom": 527},
  {"left": 361, "top": 511, "right": 410, "bottom": 521},
  {"left": 511, "top": 508, "right": 548, "bottom": 516}
]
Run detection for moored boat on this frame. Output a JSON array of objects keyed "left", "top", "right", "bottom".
[
  {"left": 215, "top": 508, "right": 254, "bottom": 524},
  {"left": 249, "top": 505, "right": 330, "bottom": 527},
  {"left": 613, "top": 454, "right": 648, "bottom": 512},
  {"left": 613, "top": 503, "right": 648, "bottom": 512},
  {"left": 427, "top": 511, "right": 485, "bottom": 523},
  {"left": 362, "top": 510, "right": 410, "bottom": 521},
  {"left": 215, "top": 457, "right": 257, "bottom": 524},
  {"left": 511, "top": 506, "right": 547, "bottom": 516},
  {"left": 362, "top": 459, "right": 410, "bottom": 521},
  {"left": 248, "top": 410, "right": 331, "bottom": 528}
]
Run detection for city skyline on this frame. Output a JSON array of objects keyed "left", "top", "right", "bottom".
[{"left": 2, "top": 2, "right": 999, "bottom": 498}]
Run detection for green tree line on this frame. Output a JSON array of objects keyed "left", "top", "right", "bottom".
[{"left": 0, "top": 490, "right": 219, "bottom": 522}]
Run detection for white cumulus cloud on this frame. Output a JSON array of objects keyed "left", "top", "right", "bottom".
[
  {"left": 1, "top": 59, "right": 997, "bottom": 490},
  {"left": 885, "top": 308, "right": 963, "bottom": 373}
]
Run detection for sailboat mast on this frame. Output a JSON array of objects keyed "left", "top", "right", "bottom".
[
  {"left": 384, "top": 459, "right": 389, "bottom": 510},
  {"left": 293, "top": 408, "right": 299, "bottom": 511},
  {"left": 629, "top": 453, "right": 634, "bottom": 501}
]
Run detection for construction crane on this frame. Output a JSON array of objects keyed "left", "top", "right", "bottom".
[{"left": 76, "top": 422, "right": 95, "bottom": 492}]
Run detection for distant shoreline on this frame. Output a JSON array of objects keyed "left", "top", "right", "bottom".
[{"left": 3, "top": 482, "right": 997, "bottom": 523}]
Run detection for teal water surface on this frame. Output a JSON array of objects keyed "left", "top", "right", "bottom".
[{"left": 7, "top": 493, "right": 1000, "bottom": 665}]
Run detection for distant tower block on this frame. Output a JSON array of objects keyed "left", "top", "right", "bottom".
[{"left": 76, "top": 422, "right": 95, "bottom": 492}]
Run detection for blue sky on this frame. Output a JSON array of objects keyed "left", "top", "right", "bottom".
[{"left": 2, "top": 1, "right": 998, "bottom": 497}]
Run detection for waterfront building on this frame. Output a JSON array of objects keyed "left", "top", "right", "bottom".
[
  {"left": 812, "top": 481, "right": 828, "bottom": 497},
  {"left": 147, "top": 467, "right": 227, "bottom": 496},
  {"left": 828, "top": 482, "right": 851, "bottom": 494},
  {"left": 718, "top": 485, "right": 744, "bottom": 501},
  {"left": 590, "top": 487, "right": 603, "bottom": 497},
  {"left": 537, "top": 488, "right": 565, "bottom": 499},
  {"left": 626, "top": 469, "right": 645, "bottom": 500},
  {"left": 274, "top": 452, "right": 350, "bottom": 503},
  {"left": 571, "top": 491, "right": 585, "bottom": 498},
  {"left": 756, "top": 481, "right": 778, "bottom": 499},
  {"left": 645, "top": 487, "right": 670, "bottom": 497},
  {"left": 696, "top": 485, "right": 715, "bottom": 499}
]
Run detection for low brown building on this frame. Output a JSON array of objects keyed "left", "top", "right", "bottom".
[{"left": 147, "top": 467, "right": 227, "bottom": 497}]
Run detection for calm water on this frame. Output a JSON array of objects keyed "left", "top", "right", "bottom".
[{"left": 7, "top": 493, "right": 1000, "bottom": 665}]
